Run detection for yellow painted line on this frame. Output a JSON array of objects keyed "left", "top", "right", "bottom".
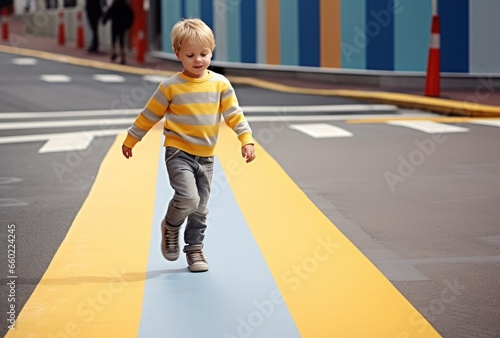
[
  {"left": 227, "top": 77, "right": 500, "bottom": 118},
  {"left": 0, "top": 44, "right": 175, "bottom": 77},
  {"left": 216, "top": 124, "right": 441, "bottom": 337},
  {"left": 6, "top": 125, "right": 162, "bottom": 337},
  {"left": 1, "top": 43, "right": 498, "bottom": 117},
  {"left": 346, "top": 116, "right": 500, "bottom": 124}
]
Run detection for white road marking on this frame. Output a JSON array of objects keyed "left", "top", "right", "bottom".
[
  {"left": 0, "top": 109, "right": 139, "bottom": 119},
  {"left": 93, "top": 74, "right": 126, "bottom": 83},
  {"left": 0, "top": 118, "right": 135, "bottom": 130},
  {"left": 0, "top": 198, "right": 28, "bottom": 207},
  {"left": 246, "top": 114, "right": 405, "bottom": 123},
  {"left": 386, "top": 120, "right": 469, "bottom": 134},
  {"left": 470, "top": 119, "right": 500, "bottom": 128},
  {"left": 40, "top": 74, "right": 72, "bottom": 83},
  {"left": 243, "top": 104, "right": 398, "bottom": 114},
  {"left": 0, "top": 106, "right": 400, "bottom": 120},
  {"left": 289, "top": 123, "right": 353, "bottom": 138},
  {"left": 12, "top": 58, "right": 38, "bottom": 65},
  {"left": 143, "top": 75, "right": 171, "bottom": 83},
  {"left": 38, "top": 132, "right": 93, "bottom": 153},
  {"left": 0, "top": 130, "right": 125, "bottom": 153}
]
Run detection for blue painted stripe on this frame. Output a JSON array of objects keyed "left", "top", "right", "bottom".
[
  {"left": 199, "top": 0, "right": 214, "bottom": 59},
  {"left": 138, "top": 146, "right": 300, "bottom": 337},
  {"left": 180, "top": 0, "right": 186, "bottom": 18},
  {"left": 395, "top": 0, "right": 430, "bottom": 71},
  {"left": 340, "top": 0, "right": 366, "bottom": 69},
  {"left": 280, "top": 0, "right": 299, "bottom": 65},
  {"left": 162, "top": 0, "right": 182, "bottom": 53},
  {"left": 241, "top": 0, "right": 257, "bottom": 63},
  {"left": 298, "top": 0, "right": 320, "bottom": 67},
  {"left": 200, "top": 0, "right": 213, "bottom": 29},
  {"left": 227, "top": 0, "right": 241, "bottom": 62},
  {"left": 184, "top": 0, "right": 200, "bottom": 18},
  {"left": 439, "top": 0, "right": 469, "bottom": 73},
  {"left": 366, "top": 0, "right": 394, "bottom": 70}
]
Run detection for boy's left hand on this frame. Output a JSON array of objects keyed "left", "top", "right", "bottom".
[{"left": 242, "top": 144, "right": 256, "bottom": 163}]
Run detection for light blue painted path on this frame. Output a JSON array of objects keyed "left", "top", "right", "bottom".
[{"left": 138, "top": 139, "right": 300, "bottom": 338}]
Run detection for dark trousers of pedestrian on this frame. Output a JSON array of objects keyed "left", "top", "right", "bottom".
[
  {"left": 111, "top": 28, "right": 126, "bottom": 64},
  {"left": 86, "top": 14, "right": 100, "bottom": 52}
]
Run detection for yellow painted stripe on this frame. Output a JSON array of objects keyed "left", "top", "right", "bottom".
[
  {"left": 227, "top": 76, "right": 500, "bottom": 118},
  {"left": 0, "top": 44, "right": 175, "bottom": 76},
  {"left": 6, "top": 125, "right": 162, "bottom": 337},
  {"left": 346, "top": 116, "right": 500, "bottom": 124},
  {"left": 216, "top": 124, "right": 441, "bottom": 337},
  {"left": 320, "top": 0, "right": 340, "bottom": 68}
]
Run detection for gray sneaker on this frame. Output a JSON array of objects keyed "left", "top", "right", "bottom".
[
  {"left": 161, "top": 220, "right": 180, "bottom": 261},
  {"left": 184, "top": 245, "right": 208, "bottom": 272}
]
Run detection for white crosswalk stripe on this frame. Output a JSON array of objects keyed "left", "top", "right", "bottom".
[
  {"left": 386, "top": 120, "right": 469, "bottom": 134},
  {"left": 0, "top": 130, "right": 125, "bottom": 153},
  {"left": 40, "top": 74, "right": 71, "bottom": 83},
  {"left": 12, "top": 58, "right": 37, "bottom": 65},
  {"left": 93, "top": 74, "right": 126, "bottom": 83},
  {"left": 289, "top": 123, "right": 353, "bottom": 138},
  {"left": 143, "top": 75, "right": 171, "bottom": 83},
  {"left": 0, "top": 118, "right": 134, "bottom": 130}
]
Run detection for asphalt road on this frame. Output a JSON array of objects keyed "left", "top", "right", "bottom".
[
  {"left": 1, "top": 51, "right": 499, "bottom": 337},
  {"left": 0, "top": 51, "right": 375, "bottom": 337},
  {"left": 249, "top": 117, "right": 500, "bottom": 337}
]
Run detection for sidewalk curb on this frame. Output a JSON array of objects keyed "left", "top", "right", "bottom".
[
  {"left": 229, "top": 77, "right": 500, "bottom": 118},
  {"left": 1, "top": 44, "right": 499, "bottom": 118}
]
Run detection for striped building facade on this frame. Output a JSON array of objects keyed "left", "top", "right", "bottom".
[{"left": 158, "top": 0, "right": 500, "bottom": 74}]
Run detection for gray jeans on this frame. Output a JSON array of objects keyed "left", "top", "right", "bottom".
[{"left": 164, "top": 147, "right": 214, "bottom": 246}]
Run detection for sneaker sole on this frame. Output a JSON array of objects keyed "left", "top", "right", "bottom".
[{"left": 188, "top": 264, "right": 209, "bottom": 273}]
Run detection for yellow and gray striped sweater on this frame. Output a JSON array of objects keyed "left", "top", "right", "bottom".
[{"left": 123, "top": 71, "right": 253, "bottom": 157}]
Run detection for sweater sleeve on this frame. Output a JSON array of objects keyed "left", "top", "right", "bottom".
[
  {"left": 220, "top": 82, "right": 254, "bottom": 147},
  {"left": 123, "top": 83, "right": 170, "bottom": 148}
]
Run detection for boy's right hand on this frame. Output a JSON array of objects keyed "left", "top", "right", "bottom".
[{"left": 122, "top": 145, "right": 133, "bottom": 159}]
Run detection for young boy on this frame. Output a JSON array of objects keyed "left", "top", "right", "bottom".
[{"left": 121, "top": 18, "right": 256, "bottom": 272}]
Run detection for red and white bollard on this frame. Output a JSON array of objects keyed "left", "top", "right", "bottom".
[
  {"left": 1, "top": 7, "right": 9, "bottom": 41},
  {"left": 136, "top": 30, "right": 145, "bottom": 63},
  {"left": 76, "top": 10, "right": 84, "bottom": 49},
  {"left": 57, "top": 9, "right": 65, "bottom": 46},
  {"left": 425, "top": 6, "right": 440, "bottom": 97}
]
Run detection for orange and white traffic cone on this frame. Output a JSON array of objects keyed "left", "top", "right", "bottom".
[
  {"left": 76, "top": 10, "right": 84, "bottom": 49},
  {"left": 1, "top": 7, "right": 9, "bottom": 41},
  {"left": 425, "top": 14, "right": 440, "bottom": 97},
  {"left": 57, "top": 9, "right": 65, "bottom": 46},
  {"left": 136, "top": 29, "right": 145, "bottom": 63}
]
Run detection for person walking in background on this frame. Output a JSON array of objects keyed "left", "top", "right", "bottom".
[
  {"left": 85, "top": 0, "right": 104, "bottom": 53},
  {"left": 102, "top": 0, "right": 134, "bottom": 64}
]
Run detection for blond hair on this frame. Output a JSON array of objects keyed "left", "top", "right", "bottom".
[{"left": 171, "top": 18, "right": 216, "bottom": 52}]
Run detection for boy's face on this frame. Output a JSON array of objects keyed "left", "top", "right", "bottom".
[{"left": 175, "top": 40, "right": 213, "bottom": 79}]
